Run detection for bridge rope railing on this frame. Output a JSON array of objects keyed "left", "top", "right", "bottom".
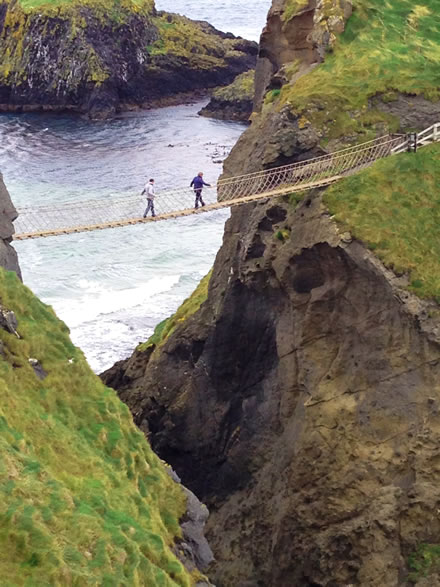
[
  {"left": 216, "top": 134, "right": 402, "bottom": 201},
  {"left": 13, "top": 126, "right": 437, "bottom": 240}
]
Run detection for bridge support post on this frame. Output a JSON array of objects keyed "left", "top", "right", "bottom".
[{"left": 407, "top": 132, "right": 418, "bottom": 153}]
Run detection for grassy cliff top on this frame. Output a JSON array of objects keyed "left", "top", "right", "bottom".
[
  {"left": 276, "top": 0, "right": 440, "bottom": 142},
  {"left": 212, "top": 70, "right": 255, "bottom": 101},
  {"left": 324, "top": 142, "right": 440, "bottom": 301},
  {"left": 148, "top": 13, "right": 248, "bottom": 67},
  {"left": 16, "top": 0, "right": 153, "bottom": 13},
  {"left": 0, "top": 268, "right": 195, "bottom": 585}
]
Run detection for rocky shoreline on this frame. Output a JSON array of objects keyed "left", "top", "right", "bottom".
[{"left": 0, "top": 1, "right": 257, "bottom": 119}]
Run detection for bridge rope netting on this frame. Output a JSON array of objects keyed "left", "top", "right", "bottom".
[{"left": 12, "top": 127, "right": 433, "bottom": 241}]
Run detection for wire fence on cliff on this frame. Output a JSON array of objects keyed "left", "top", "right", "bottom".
[{"left": 12, "top": 131, "right": 418, "bottom": 240}]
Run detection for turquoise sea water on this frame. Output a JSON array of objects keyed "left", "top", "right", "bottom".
[{"left": 0, "top": 1, "right": 270, "bottom": 372}]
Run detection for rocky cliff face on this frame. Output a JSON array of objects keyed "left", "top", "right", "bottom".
[
  {"left": 102, "top": 0, "right": 440, "bottom": 584},
  {"left": 253, "top": 0, "right": 352, "bottom": 111},
  {"left": 103, "top": 188, "right": 440, "bottom": 585},
  {"left": 0, "top": 0, "right": 257, "bottom": 118},
  {"left": 0, "top": 173, "right": 21, "bottom": 279}
]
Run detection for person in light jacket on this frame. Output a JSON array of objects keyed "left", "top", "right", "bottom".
[
  {"left": 142, "top": 178, "right": 156, "bottom": 218},
  {"left": 190, "top": 172, "right": 211, "bottom": 209}
]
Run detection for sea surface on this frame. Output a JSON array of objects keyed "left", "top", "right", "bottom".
[
  {"left": 156, "top": 0, "right": 270, "bottom": 41},
  {"left": 0, "top": 0, "right": 270, "bottom": 373}
]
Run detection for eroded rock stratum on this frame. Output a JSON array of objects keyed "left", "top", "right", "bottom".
[{"left": 103, "top": 189, "right": 440, "bottom": 585}]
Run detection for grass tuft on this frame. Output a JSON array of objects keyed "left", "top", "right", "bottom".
[
  {"left": 138, "top": 271, "right": 211, "bottom": 352},
  {"left": 408, "top": 543, "right": 440, "bottom": 581}
]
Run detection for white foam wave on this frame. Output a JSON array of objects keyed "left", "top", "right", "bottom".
[{"left": 47, "top": 274, "right": 181, "bottom": 328}]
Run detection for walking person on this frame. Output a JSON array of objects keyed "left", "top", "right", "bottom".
[
  {"left": 190, "top": 172, "right": 211, "bottom": 209},
  {"left": 142, "top": 178, "right": 156, "bottom": 218}
]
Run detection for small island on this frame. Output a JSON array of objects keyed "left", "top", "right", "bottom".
[
  {"left": 199, "top": 69, "right": 255, "bottom": 122},
  {"left": 0, "top": 0, "right": 257, "bottom": 118}
]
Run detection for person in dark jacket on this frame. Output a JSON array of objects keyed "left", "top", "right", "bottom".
[{"left": 190, "top": 172, "right": 211, "bottom": 209}]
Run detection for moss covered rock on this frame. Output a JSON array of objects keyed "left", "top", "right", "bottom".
[
  {"left": 0, "top": 0, "right": 257, "bottom": 117},
  {"left": 199, "top": 70, "right": 254, "bottom": 122}
]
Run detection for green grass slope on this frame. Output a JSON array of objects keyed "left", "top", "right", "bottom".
[
  {"left": 212, "top": 70, "right": 255, "bottom": 102},
  {"left": 15, "top": 0, "right": 153, "bottom": 14},
  {"left": 277, "top": 0, "right": 440, "bottom": 142},
  {"left": 138, "top": 271, "right": 211, "bottom": 353},
  {"left": 0, "top": 268, "right": 195, "bottom": 586},
  {"left": 324, "top": 142, "right": 440, "bottom": 301}
]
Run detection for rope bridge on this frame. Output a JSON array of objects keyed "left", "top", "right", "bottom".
[{"left": 12, "top": 123, "right": 439, "bottom": 240}]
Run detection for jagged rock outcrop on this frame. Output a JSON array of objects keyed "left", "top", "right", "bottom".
[
  {"left": 253, "top": 0, "right": 352, "bottom": 110},
  {"left": 0, "top": 0, "right": 257, "bottom": 118},
  {"left": 168, "top": 467, "right": 215, "bottom": 576},
  {"left": 0, "top": 173, "right": 21, "bottom": 279}
]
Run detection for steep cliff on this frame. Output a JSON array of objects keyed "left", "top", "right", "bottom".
[
  {"left": 0, "top": 0, "right": 257, "bottom": 118},
  {"left": 0, "top": 173, "right": 21, "bottom": 279},
  {"left": 102, "top": 0, "right": 440, "bottom": 585},
  {"left": 103, "top": 143, "right": 440, "bottom": 585}
]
